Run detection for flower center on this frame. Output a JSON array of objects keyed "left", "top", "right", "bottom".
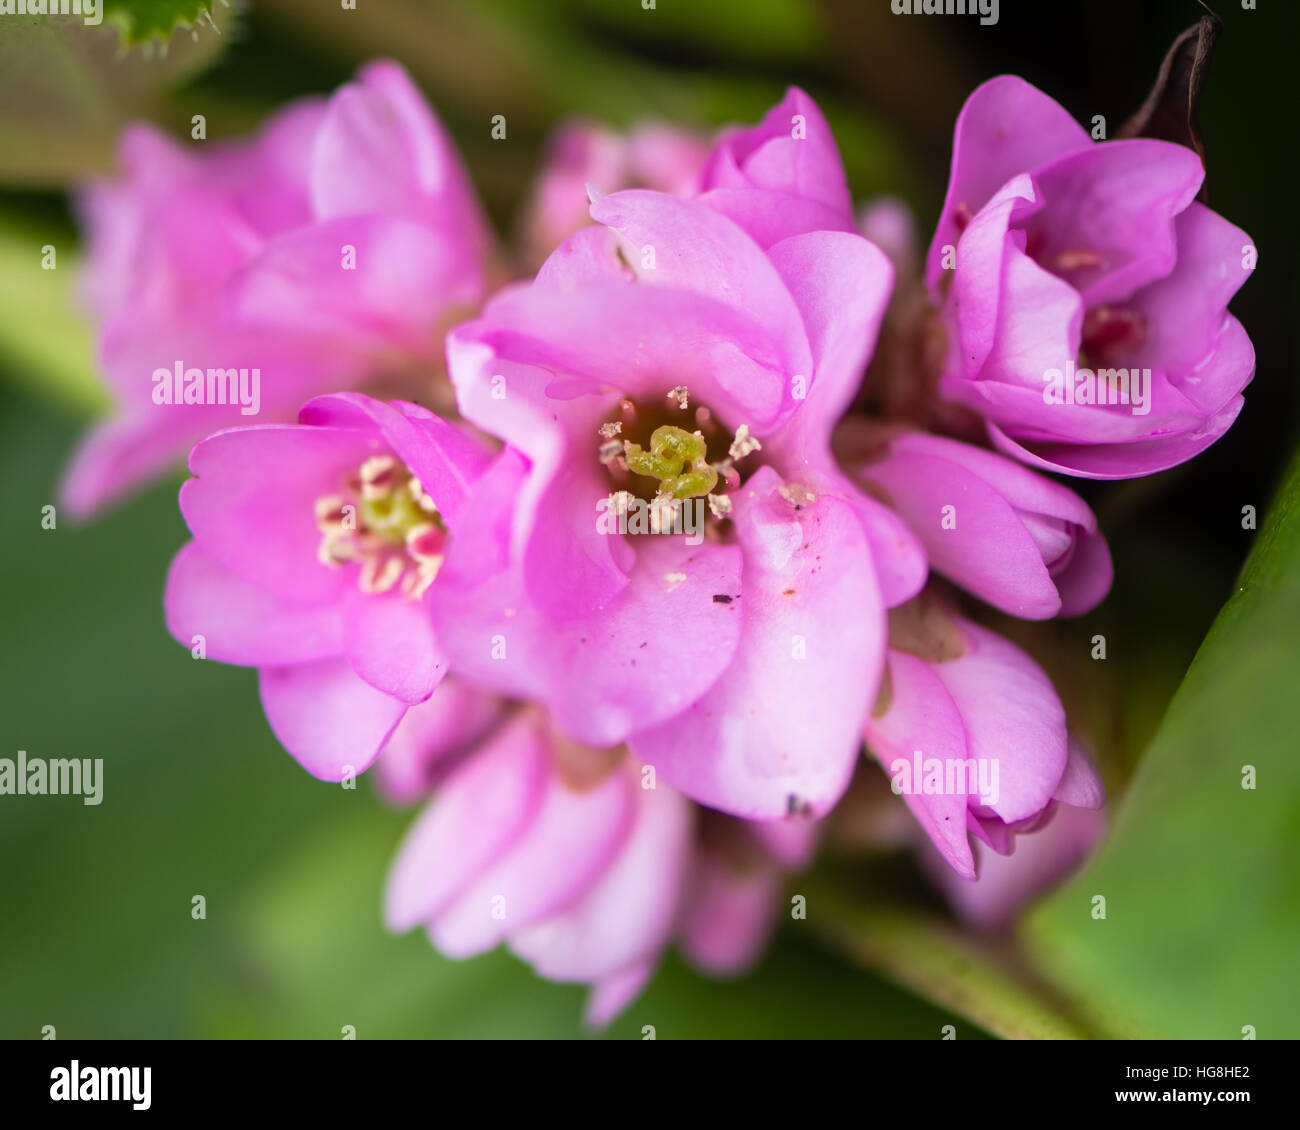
[
  {"left": 596, "top": 387, "right": 762, "bottom": 528},
  {"left": 315, "top": 454, "right": 446, "bottom": 600}
]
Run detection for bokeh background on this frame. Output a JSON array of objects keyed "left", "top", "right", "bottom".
[{"left": 2, "top": 0, "right": 1297, "bottom": 1038}]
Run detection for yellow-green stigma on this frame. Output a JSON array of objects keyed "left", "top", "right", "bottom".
[
  {"left": 623, "top": 425, "right": 718, "bottom": 500},
  {"left": 315, "top": 454, "right": 446, "bottom": 600}
]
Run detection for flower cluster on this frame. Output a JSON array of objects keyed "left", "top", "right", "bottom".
[{"left": 71, "top": 64, "right": 1254, "bottom": 1022}]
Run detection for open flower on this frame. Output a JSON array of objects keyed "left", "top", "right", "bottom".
[
  {"left": 428, "top": 92, "right": 926, "bottom": 821},
  {"left": 863, "top": 593, "right": 1105, "bottom": 879},
  {"left": 926, "top": 76, "right": 1255, "bottom": 478},
  {"left": 65, "top": 60, "right": 493, "bottom": 517},
  {"left": 844, "top": 425, "right": 1112, "bottom": 618},
  {"left": 164, "top": 392, "right": 491, "bottom": 778},
  {"left": 384, "top": 708, "right": 816, "bottom": 1026}
]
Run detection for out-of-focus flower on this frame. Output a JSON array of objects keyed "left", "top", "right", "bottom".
[
  {"left": 862, "top": 593, "right": 1104, "bottom": 879},
  {"left": 65, "top": 60, "right": 494, "bottom": 517},
  {"left": 430, "top": 90, "right": 927, "bottom": 822},
  {"left": 919, "top": 799, "right": 1105, "bottom": 932},
  {"left": 844, "top": 425, "right": 1112, "bottom": 618},
  {"left": 383, "top": 708, "right": 817, "bottom": 1026},
  {"left": 164, "top": 392, "right": 491, "bottom": 779},
  {"left": 925, "top": 75, "right": 1255, "bottom": 478},
  {"left": 520, "top": 119, "right": 709, "bottom": 267}
]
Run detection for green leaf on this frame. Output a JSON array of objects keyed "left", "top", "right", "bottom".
[
  {"left": 0, "top": 6, "right": 231, "bottom": 186},
  {"left": 1025, "top": 449, "right": 1300, "bottom": 1039},
  {"left": 105, "top": 0, "right": 217, "bottom": 47}
]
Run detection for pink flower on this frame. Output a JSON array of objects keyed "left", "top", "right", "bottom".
[
  {"left": 845, "top": 426, "right": 1112, "bottom": 618},
  {"left": 65, "top": 60, "right": 493, "bottom": 517},
  {"left": 383, "top": 707, "right": 816, "bottom": 1026},
  {"left": 163, "top": 392, "right": 491, "bottom": 779},
  {"left": 919, "top": 801, "right": 1105, "bottom": 932},
  {"left": 699, "top": 87, "right": 857, "bottom": 245},
  {"left": 863, "top": 594, "right": 1104, "bottom": 879},
  {"left": 429, "top": 92, "right": 927, "bottom": 821},
  {"left": 926, "top": 76, "right": 1255, "bottom": 478},
  {"left": 520, "top": 119, "right": 709, "bottom": 266}
]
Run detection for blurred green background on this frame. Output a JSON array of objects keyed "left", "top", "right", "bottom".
[{"left": 2, "top": 0, "right": 1297, "bottom": 1038}]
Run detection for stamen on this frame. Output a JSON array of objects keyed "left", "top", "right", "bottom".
[
  {"left": 1055, "top": 248, "right": 1106, "bottom": 273},
  {"left": 313, "top": 456, "right": 447, "bottom": 601},
  {"left": 359, "top": 554, "right": 405, "bottom": 595},
  {"left": 359, "top": 454, "right": 400, "bottom": 500},
  {"left": 728, "top": 425, "right": 761, "bottom": 461}
]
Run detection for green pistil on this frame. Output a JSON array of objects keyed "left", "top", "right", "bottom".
[
  {"left": 624, "top": 425, "right": 719, "bottom": 500},
  {"left": 360, "top": 482, "right": 430, "bottom": 545}
]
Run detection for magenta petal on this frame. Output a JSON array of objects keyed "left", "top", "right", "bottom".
[
  {"left": 384, "top": 714, "right": 549, "bottom": 931},
  {"left": 1131, "top": 203, "right": 1255, "bottom": 379},
  {"left": 764, "top": 230, "right": 893, "bottom": 452},
  {"left": 224, "top": 214, "right": 483, "bottom": 355},
  {"left": 1053, "top": 735, "right": 1105, "bottom": 809},
  {"left": 429, "top": 764, "right": 635, "bottom": 958},
  {"left": 679, "top": 855, "right": 780, "bottom": 977},
  {"left": 587, "top": 189, "right": 812, "bottom": 377},
  {"left": 860, "top": 445, "right": 1065, "bottom": 618},
  {"left": 299, "top": 392, "right": 488, "bottom": 524},
  {"left": 924, "top": 803, "right": 1105, "bottom": 931},
  {"left": 341, "top": 585, "right": 446, "bottom": 704},
  {"left": 180, "top": 423, "right": 383, "bottom": 603},
  {"left": 432, "top": 530, "right": 744, "bottom": 747},
  {"left": 928, "top": 75, "right": 1091, "bottom": 283},
  {"left": 584, "top": 961, "right": 657, "bottom": 1029},
  {"left": 931, "top": 620, "right": 1068, "bottom": 824},
  {"left": 1055, "top": 527, "right": 1113, "bottom": 617},
  {"left": 629, "top": 467, "right": 884, "bottom": 820},
  {"left": 701, "top": 87, "right": 853, "bottom": 222},
  {"left": 373, "top": 678, "right": 505, "bottom": 805},
  {"left": 258, "top": 656, "right": 408, "bottom": 780},
  {"left": 699, "top": 188, "right": 853, "bottom": 248},
  {"left": 863, "top": 650, "right": 975, "bottom": 878},
  {"left": 508, "top": 784, "right": 693, "bottom": 983},
  {"left": 165, "top": 541, "right": 342, "bottom": 666},
  {"left": 985, "top": 393, "right": 1245, "bottom": 479},
  {"left": 1026, "top": 139, "right": 1202, "bottom": 307}
]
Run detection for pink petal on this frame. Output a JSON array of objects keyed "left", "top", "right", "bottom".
[
  {"left": 341, "top": 585, "right": 446, "bottom": 704},
  {"left": 165, "top": 541, "right": 342, "bottom": 667},
  {"left": 429, "top": 763, "right": 635, "bottom": 958},
  {"left": 384, "top": 713, "right": 550, "bottom": 931},
  {"left": 180, "top": 423, "right": 383, "bottom": 603},
  {"left": 863, "top": 649, "right": 975, "bottom": 878},
  {"left": 630, "top": 467, "right": 883, "bottom": 820},
  {"left": 508, "top": 783, "right": 693, "bottom": 982},
  {"left": 258, "top": 655, "right": 408, "bottom": 780}
]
